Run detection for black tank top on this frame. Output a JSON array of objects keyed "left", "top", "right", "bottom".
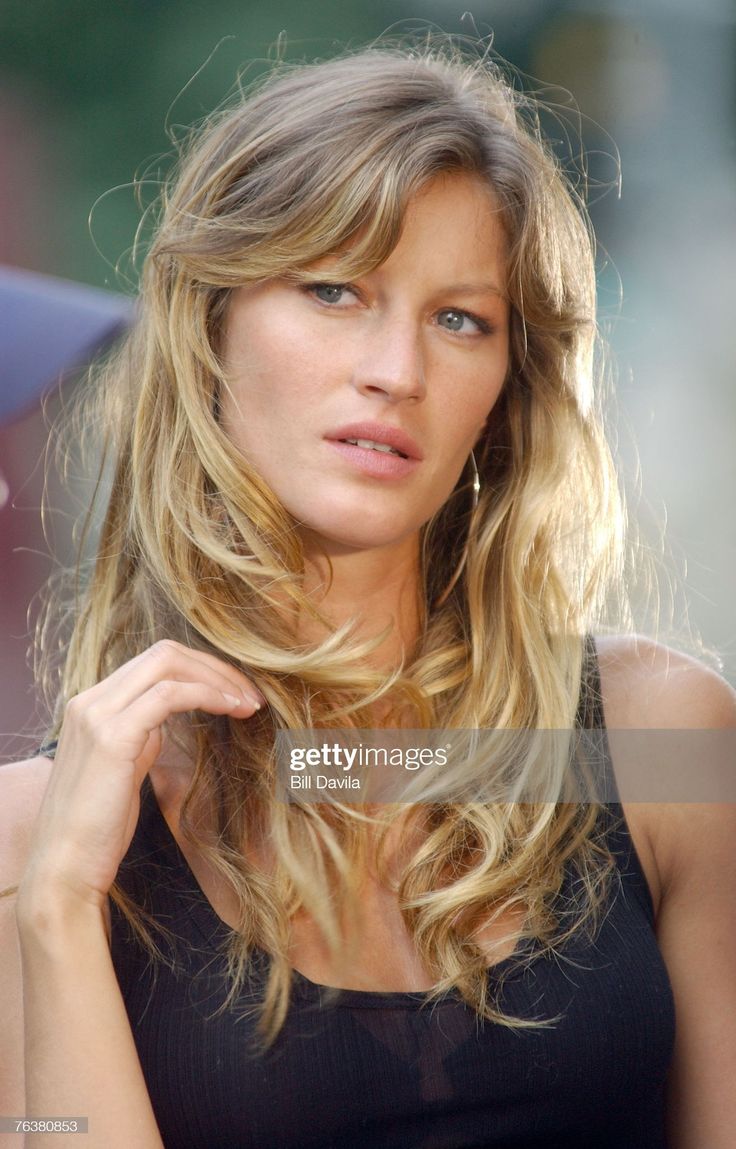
[{"left": 100, "top": 650, "right": 674, "bottom": 1148}]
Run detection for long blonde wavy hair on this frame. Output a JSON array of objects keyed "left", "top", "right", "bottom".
[{"left": 44, "top": 42, "right": 626, "bottom": 1043}]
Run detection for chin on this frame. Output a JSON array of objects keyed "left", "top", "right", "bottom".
[{"left": 297, "top": 513, "right": 421, "bottom": 557}]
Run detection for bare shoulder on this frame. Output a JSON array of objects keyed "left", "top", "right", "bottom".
[
  {"left": 594, "top": 639, "right": 736, "bottom": 1145},
  {"left": 594, "top": 635, "right": 736, "bottom": 914},
  {"left": 594, "top": 633, "right": 736, "bottom": 730}
]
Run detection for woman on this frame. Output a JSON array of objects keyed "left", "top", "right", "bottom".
[{"left": 1, "top": 43, "right": 735, "bottom": 1149}]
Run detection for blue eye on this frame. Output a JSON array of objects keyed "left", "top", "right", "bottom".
[
  {"left": 310, "top": 283, "right": 350, "bottom": 304},
  {"left": 437, "top": 309, "right": 489, "bottom": 335}
]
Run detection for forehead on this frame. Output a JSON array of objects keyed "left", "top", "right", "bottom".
[
  {"left": 311, "top": 172, "right": 508, "bottom": 293},
  {"left": 372, "top": 173, "right": 507, "bottom": 294}
]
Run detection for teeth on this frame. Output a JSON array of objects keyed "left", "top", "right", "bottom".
[{"left": 343, "top": 437, "right": 406, "bottom": 458}]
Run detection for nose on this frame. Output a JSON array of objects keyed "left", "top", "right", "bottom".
[{"left": 350, "top": 316, "right": 426, "bottom": 404}]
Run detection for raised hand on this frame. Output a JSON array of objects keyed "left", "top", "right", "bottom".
[{"left": 18, "top": 640, "right": 263, "bottom": 918}]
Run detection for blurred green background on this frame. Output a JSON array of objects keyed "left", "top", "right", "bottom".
[{"left": 1, "top": 0, "right": 735, "bottom": 751}]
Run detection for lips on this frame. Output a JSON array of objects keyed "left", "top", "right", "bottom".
[{"left": 324, "top": 421, "right": 423, "bottom": 461}]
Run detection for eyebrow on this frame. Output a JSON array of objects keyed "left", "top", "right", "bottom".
[{"left": 443, "top": 281, "right": 505, "bottom": 298}]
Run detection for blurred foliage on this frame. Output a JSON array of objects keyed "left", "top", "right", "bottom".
[
  {"left": 0, "top": 1, "right": 590, "bottom": 290},
  {"left": 0, "top": 0, "right": 426, "bottom": 288}
]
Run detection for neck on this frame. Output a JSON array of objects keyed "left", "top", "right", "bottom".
[{"left": 299, "top": 534, "right": 423, "bottom": 670}]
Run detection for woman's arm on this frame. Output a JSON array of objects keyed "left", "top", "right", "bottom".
[
  {"left": 2, "top": 763, "right": 164, "bottom": 1149},
  {"left": 0, "top": 758, "right": 50, "bottom": 1146},
  {"left": 658, "top": 797, "right": 736, "bottom": 1148},
  {"left": 18, "top": 870, "right": 164, "bottom": 1149},
  {"left": 2, "top": 641, "right": 263, "bottom": 1149},
  {"left": 597, "top": 636, "right": 736, "bottom": 1148}
]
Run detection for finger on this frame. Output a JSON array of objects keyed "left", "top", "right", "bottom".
[
  {"left": 78, "top": 641, "right": 265, "bottom": 714},
  {"left": 115, "top": 678, "right": 260, "bottom": 738},
  {"left": 54, "top": 679, "right": 258, "bottom": 780},
  {"left": 144, "top": 643, "right": 267, "bottom": 705}
]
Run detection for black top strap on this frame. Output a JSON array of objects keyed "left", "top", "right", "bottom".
[{"left": 577, "top": 634, "right": 606, "bottom": 730}]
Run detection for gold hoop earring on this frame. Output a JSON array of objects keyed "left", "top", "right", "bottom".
[{"left": 433, "top": 450, "right": 480, "bottom": 609}]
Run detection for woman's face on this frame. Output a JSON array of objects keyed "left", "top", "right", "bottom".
[{"left": 220, "top": 172, "right": 510, "bottom": 559}]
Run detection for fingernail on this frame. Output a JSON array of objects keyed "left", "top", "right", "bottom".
[
  {"left": 248, "top": 689, "right": 266, "bottom": 709},
  {"left": 223, "top": 693, "right": 242, "bottom": 709}
]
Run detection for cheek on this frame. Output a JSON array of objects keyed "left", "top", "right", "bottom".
[
  {"left": 221, "top": 332, "right": 298, "bottom": 434},
  {"left": 459, "top": 375, "right": 506, "bottom": 449}
]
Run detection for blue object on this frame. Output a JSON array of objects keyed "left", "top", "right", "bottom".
[{"left": 0, "top": 265, "right": 133, "bottom": 424}]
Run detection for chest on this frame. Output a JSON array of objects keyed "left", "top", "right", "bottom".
[
  {"left": 153, "top": 769, "right": 528, "bottom": 991},
  {"left": 112, "top": 784, "right": 675, "bottom": 1147},
  {"left": 112, "top": 875, "right": 675, "bottom": 1149}
]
